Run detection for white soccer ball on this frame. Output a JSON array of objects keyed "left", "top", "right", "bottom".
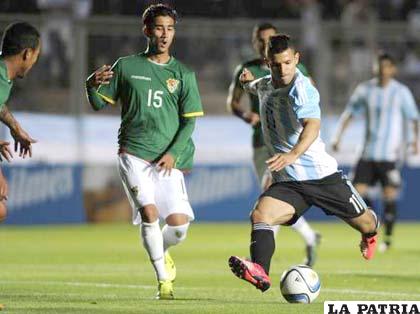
[{"left": 280, "top": 265, "right": 321, "bottom": 303}]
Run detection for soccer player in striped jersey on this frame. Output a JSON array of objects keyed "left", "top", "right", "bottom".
[
  {"left": 0, "top": 22, "right": 40, "bottom": 222},
  {"left": 332, "top": 53, "right": 419, "bottom": 252},
  {"left": 228, "top": 34, "right": 379, "bottom": 292},
  {"left": 85, "top": 4, "right": 203, "bottom": 299},
  {"left": 227, "top": 23, "right": 320, "bottom": 267}
]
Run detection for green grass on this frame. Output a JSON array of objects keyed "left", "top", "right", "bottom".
[{"left": 1, "top": 222, "right": 420, "bottom": 313}]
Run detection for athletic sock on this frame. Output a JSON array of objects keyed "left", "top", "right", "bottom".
[
  {"left": 140, "top": 220, "right": 167, "bottom": 281},
  {"left": 291, "top": 216, "right": 316, "bottom": 246},
  {"left": 162, "top": 223, "right": 189, "bottom": 252},
  {"left": 383, "top": 199, "right": 397, "bottom": 239},
  {"left": 250, "top": 223, "right": 275, "bottom": 274}
]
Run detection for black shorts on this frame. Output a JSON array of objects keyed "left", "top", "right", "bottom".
[
  {"left": 261, "top": 172, "right": 367, "bottom": 225},
  {"left": 352, "top": 159, "right": 401, "bottom": 187}
]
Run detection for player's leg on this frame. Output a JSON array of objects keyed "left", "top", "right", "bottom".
[
  {"left": 291, "top": 216, "right": 321, "bottom": 267},
  {"left": 305, "top": 172, "right": 379, "bottom": 260},
  {"left": 352, "top": 159, "right": 375, "bottom": 208},
  {"left": 118, "top": 154, "right": 169, "bottom": 296},
  {"left": 0, "top": 201, "right": 7, "bottom": 223},
  {"left": 155, "top": 168, "right": 194, "bottom": 298},
  {"left": 378, "top": 162, "right": 401, "bottom": 251},
  {"left": 229, "top": 182, "right": 309, "bottom": 292}
]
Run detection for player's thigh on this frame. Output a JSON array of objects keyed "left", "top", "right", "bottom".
[
  {"left": 306, "top": 172, "right": 368, "bottom": 220},
  {"left": 117, "top": 154, "right": 156, "bottom": 209},
  {"left": 155, "top": 169, "right": 194, "bottom": 222},
  {"left": 377, "top": 162, "right": 401, "bottom": 191},
  {"left": 253, "top": 146, "right": 271, "bottom": 183},
  {"left": 352, "top": 159, "right": 375, "bottom": 188},
  {"left": 257, "top": 182, "right": 309, "bottom": 225}
]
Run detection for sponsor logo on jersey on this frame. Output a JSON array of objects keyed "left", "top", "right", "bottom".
[
  {"left": 131, "top": 75, "right": 151, "bottom": 81},
  {"left": 166, "top": 78, "right": 179, "bottom": 93}
]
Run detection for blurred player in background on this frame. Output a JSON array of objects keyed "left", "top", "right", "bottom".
[
  {"left": 332, "top": 53, "right": 419, "bottom": 252},
  {"left": 0, "top": 22, "right": 40, "bottom": 222},
  {"left": 228, "top": 34, "right": 379, "bottom": 292},
  {"left": 85, "top": 4, "right": 203, "bottom": 300},
  {"left": 227, "top": 23, "right": 320, "bottom": 266}
]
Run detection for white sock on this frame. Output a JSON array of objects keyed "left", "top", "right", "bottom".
[
  {"left": 291, "top": 217, "right": 316, "bottom": 246},
  {"left": 162, "top": 223, "right": 189, "bottom": 252},
  {"left": 140, "top": 220, "right": 167, "bottom": 281}
]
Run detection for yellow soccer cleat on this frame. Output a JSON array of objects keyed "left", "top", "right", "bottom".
[
  {"left": 156, "top": 280, "right": 174, "bottom": 300},
  {"left": 165, "top": 251, "right": 176, "bottom": 282}
]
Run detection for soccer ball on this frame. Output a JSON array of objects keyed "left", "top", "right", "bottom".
[{"left": 280, "top": 265, "right": 321, "bottom": 303}]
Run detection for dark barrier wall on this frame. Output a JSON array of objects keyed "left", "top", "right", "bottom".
[
  {"left": 2, "top": 164, "right": 85, "bottom": 224},
  {"left": 187, "top": 165, "right": 420, "bottom": 221}
]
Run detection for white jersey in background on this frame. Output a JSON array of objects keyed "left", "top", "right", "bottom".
[
  {"left": 344, "top": 78, "right": 419, "bottom": 162},
  {"left": 245, "top": 69, "right": 338, "bottom": 182}
]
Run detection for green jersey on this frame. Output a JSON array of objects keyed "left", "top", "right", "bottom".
[
  {"left": 0, "top": 58, "right": 13, "bottom": 111},
  {"left": 231, "top": 59, "right": 309, "bottom": 148},
  {"left": 97, "top": 53, "right": 203, "bottom": 170}
]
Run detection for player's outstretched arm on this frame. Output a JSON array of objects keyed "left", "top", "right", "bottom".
[
  {"left": 266, "top": 118, "right": 320, "bottom": 172},
  {"left": 85, "top": 65, "right": 114, "bottom": 111},
  {"left": 227, "top": 70, "right": 260, "bottom": 126},
  {"left": 0, "top": 105, "right": 37, "bottom": 158}
]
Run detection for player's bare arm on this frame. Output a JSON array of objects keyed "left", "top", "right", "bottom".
[
  {"left": 86, "top": 65, "right": 114, "bottom": 89},
  {"left": 331, "top": 113, "right": 353, "bottom": 152},
  {"left": 0, "top": 168, "right": 8, "bottom": 201},
  {"left": 227, "top": 78, "right": 260, "bottom": 126},
  {"left": 0, "top": 140, "right": 13, "bottom": 162},
  {"left": 266, "top": 118, "right": 320, "bottom": 172},
  {"left": 0, "top": 105, "right": 36, "bottom": 158},
  {"left": 409, "top": 120, "right": 419, "bottom": 155}
]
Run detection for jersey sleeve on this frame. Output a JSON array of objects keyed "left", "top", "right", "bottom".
[
  {"left": 180, "top": 72, "right": 204, "bottom": 118},
  {"left": 344, "top": 84, "right": 366, "bottom": 116},
  {"left": 292, "top": 81, "right": 321, "bottom": 120},
  {"left": 96, "top": 59, "right": 122, "bottom": 105},
  {"left": 401, "top": 86, "right": 419, "bottom": 120}
]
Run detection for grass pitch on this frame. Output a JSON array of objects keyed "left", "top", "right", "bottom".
[{"left": 1, "top": 222, "right": 420, "bottom": 313}]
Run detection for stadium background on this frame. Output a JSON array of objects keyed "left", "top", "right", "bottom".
[{"left": 1, "top": 0, "right": 420, "bottom": 225}]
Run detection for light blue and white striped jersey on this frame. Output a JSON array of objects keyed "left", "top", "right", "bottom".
[
  {"left": 344, "top": 78, "right": 419, "bottom": 161},
  {"left": 245, "top": 69, "right": 338, "bottom": 182}
]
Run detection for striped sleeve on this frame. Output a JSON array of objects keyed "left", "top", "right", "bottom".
[
  {"left": 400, "top": 86, "right": 419, "bottom": 120},
  {"left": 345, "top": 83, "right": 367, "bottom": 116},
  {"left": 292, "top": 79, "right": 321, "bottom": 120}
]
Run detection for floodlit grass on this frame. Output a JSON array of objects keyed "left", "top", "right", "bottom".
[{"left": 1, "top": 222, "right": 419, "bottom": 313}]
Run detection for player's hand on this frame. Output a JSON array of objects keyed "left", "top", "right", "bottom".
[
  {"left": 0, "top": 172, "right": 8, "bottom": 201},
  {"left": 239, "top": 68, "right": 255, "bottom": 84},
  {"left": 156, "top": 153, "right": 175, "bottom": 176},
  {"left": 242, "top": 112, "right": 260, "bottom": 126},
  {"left": 0, "top": 141, "right": 13, "bottom": 162},
  {"left": 266, "top": 152, "right": 298, "bottom": 172},
  {"left": 10, "top": 126, "right": 37, "bottom": 159},
  {"left": 87, "top": 65, "right": 114, "bottom": 89}
]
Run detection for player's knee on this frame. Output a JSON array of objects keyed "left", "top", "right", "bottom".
[
  {"left": 250, "top": 208, "right": 271, "bottom": 224},
  {"left": 139, "top": 204, "right": 159, "bottom": 223},
  {"left": 162, "top": 223, "right": 189, "bottom": 246},
  {"left": 0, "top": 202, "right": 7, "bottom": 223}
]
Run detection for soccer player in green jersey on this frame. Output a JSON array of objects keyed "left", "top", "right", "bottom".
[
  {"left": 0, "top": 22, "right": 40, "bottom": 222},
  {"left": 227, "top": 23, "right": 320, "bottom": 266},
  {"left": 85, "top": 4, "right": 203, "bottom": 300}
]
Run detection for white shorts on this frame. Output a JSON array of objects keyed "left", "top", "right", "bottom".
[{"left": 118, "top": 153, "right": 194, "bottom": 225}]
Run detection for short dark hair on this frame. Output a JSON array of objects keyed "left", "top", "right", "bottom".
[
  {"left": 142, "top": 3, "right": 178, "bottom": 27},
  {"left": 252, "top": 22, "right": 277, "bottom": 40},
  {"left": 378, "top": 52, "right": 396, "bottom": 65},
  {"left": 267, "top": 34, "right": 297, "bottom": 56},
  {"left": 1, "top": 22, "right": 40, "bottom": 57}
]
